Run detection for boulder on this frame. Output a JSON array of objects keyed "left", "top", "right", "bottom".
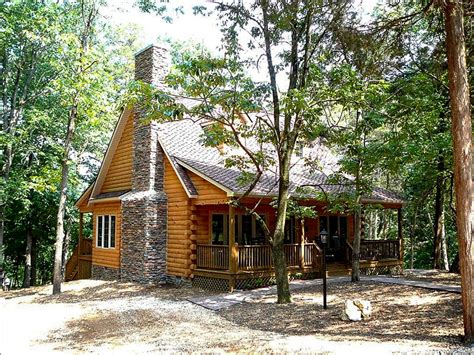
[
  {"left": 340, "top": 299, "right": 372, "bottom": 321},
  {"left": 341, "top": 299, "right": 362, "bottom": 321},
  {"left": 354, "top": 299, "right": 372, "bottom": 319}
]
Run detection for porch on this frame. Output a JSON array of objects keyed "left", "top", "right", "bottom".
[
  {"left": 65, "top": 212, "right": 93, "bottom": 281},
  {"left": 191, "top": 202, "right": 404, "bottom": 291},
  {"left": 193, "top": 240, "right": 402, "bottom": 292}
]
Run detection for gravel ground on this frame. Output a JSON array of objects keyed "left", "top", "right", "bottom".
[
  {"left": 0, "top": 275, "right": 470, "bottom": 354},
  {"left": 393, "top": 269, "right": 462, "bottom": 286}
]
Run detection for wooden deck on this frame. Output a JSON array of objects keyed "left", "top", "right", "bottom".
[
  {"left": 65, "top": 238, "right": 92, "bottom": 281},
  {"left": 193, "top": 240, "right": 403, "bottom": 291}
]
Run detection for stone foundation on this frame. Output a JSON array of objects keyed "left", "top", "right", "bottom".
[{"left": 91, "top": 265, "right": 120, "bottom": 281}]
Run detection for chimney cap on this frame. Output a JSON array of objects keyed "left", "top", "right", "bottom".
[{"left": 134, "top": 43, "right": 170, "bottom": 58}]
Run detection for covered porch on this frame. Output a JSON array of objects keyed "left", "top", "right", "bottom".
[{"left": 191, "top": 203, "right": 404, "bottom": 291}]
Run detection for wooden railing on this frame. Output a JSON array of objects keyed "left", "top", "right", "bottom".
[
  {"left": 284, "top": 244, "right": 300, "bottom": 267},
  {"left": 304, "top": 243, "right": 322, "bottom": 268},
  {"left": 65, "top": 245, "right": 79, "bottom": 281},
  {"left": 196, "top": 245, "right": 229, "bottom": 270},
  {"left": 360, "top": 240, "right": 400, "bottom": 260},
  {"left": 80, "top": 238, "right": 92, "bottom": 255},
  {"left": 196, "top": 243, "right": 324, "bottom": 272},
  {"left": 239, "top": 245, "right": 273, "bottom": 270}
]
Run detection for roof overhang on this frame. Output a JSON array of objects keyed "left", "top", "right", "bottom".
[{"left": 175, "top": 158, "right": 235, "bottom": 196}]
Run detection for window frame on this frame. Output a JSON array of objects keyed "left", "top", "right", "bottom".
[{"left": 96, "top": 215, "right": 116, "bottom": 249}]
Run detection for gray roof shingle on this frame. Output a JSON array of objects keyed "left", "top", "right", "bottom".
[{"left": 156, "top": 119, "right": 404, "bottom": 205}]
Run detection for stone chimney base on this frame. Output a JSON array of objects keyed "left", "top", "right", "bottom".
[{"left": 120, "top": 190, "right": 168, "bottom": 284}]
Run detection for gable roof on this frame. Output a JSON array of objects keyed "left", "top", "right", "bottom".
[
  {"left": 90, "top": 107, "right": 198, "bottom": 199},
  {"left": 155, "top": 119, "right": 405, "bottom": 205},
  {"left": 82, "top": 107, "right": 403, "bottom": 206}
]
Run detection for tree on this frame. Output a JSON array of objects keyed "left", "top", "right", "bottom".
[
  {"left": 439, "top": 0, "right": 473, "bottom": 342},
  {"left": 136, "top": 0, "right": 355, "bottom": 303}
]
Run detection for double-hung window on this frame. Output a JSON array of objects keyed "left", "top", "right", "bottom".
[{"left": 97, "top": 215, "right": 116, "bottom": 249}]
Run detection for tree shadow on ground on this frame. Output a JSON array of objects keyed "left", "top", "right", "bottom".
[
  {"left": 218, "top": 281, "right": 465, "bottom": 348},
  {"left": 7, "top": 280, "right": 216, "bottom": 304}
]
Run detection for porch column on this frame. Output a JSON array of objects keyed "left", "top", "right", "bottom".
[
  {"left": 79, "top": 212, "right": 84, "bottom": 255},
  {"left": 299, "top": 218, "right": 305, "bottom": 269},
  {"left": 397, "top": 208, "right": 403, "bottom": 262},
  {"left": 229, "top": 204, "right": 238, "bottom": 290}
]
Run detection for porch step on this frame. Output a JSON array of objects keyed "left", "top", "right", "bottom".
[
  {"left": 326, "top": 263, "right": 352, "bottom": 277},
  {"left": 67, "top": 265, "right": 79, "bottom": 281}
]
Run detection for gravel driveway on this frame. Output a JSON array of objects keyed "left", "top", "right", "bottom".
[{"left": 0, "top": 278, "right": 469, "bottom": 354}]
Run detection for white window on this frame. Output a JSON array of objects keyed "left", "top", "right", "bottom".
[{"left": 97, "top": 215, "right": 116, "bottom": 249}]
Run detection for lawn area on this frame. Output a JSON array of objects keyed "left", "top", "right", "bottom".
[{"left": 0, "top": 275, "right": 468, "bottom": 354}]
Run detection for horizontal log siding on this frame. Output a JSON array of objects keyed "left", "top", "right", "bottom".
[
  {"left": 164, "top": 157, "right": 191, "bottom": 277},
  {"left": 101, "top": 114, "right": 133, "bottom": 193},
  {"left": 92, "top": 202, "right": 121, "bottom": 269},
  {"left": 188, "top": 171, "right": 228, "bottom": 205}
]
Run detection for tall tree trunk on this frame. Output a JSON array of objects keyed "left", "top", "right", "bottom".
[
  {"left": 30, "top": 233, "right": 37, "bottom": 287},
  {"left": 441, "top": 213, "right": 450, "bottom": 271},
  {"left": 443, "top": 0, "right": 473, "bottom": 341},
  {"left": 52, "top": 104, "right": 78, "bottom": 295},
  {"left": 23, "top": 226, "right": 33, "bottom": 288},
  {"left": 433, "top": 154, "right": 446, "bottom": 269},
  {"left": 351, "top": 204, "right": 362, "bottom": 282},
  {"left": 410, "top": 205, "right": 418, "bottom": 269},
  {"left": 272, "top": 153, "right": 291, "bottom": 304},
  {"left": 351, "top": 108, "right": 363, "bottom": 282}
]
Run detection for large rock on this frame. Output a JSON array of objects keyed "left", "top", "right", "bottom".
[
  {"left": 341, "top": 299, "right": 372, "bottom": 321},
  {"left": 354, "top": 299, "right": 372, "bottom": 319}
]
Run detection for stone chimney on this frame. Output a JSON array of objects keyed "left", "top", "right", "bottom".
[{"left": 120, "top": 45, "right": 169, "bottom": 284}]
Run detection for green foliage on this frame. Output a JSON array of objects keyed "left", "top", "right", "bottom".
[{"left": 1, "top": 0, "right": 139, "bottom": 287}]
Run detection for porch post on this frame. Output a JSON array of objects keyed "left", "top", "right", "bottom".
[
  {"left": 299, "top": 218, "right": 305, "bottom": 269},
  {"left": 397, "top": 208, "right": 403, "bottom": 262},
  {"left": 79, "top": 212, "right": 84, "bottom": 255},
  {"left": 77, "top": 212, "right": 84, "bottom": 279},
  {"left": 229, "top": 204, "right": 238, "bottom": 290}
]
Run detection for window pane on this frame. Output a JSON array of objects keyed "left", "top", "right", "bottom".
[
  {"left": 97, "top": 216, "right": 103, "bottom": 247},
  {"left": 242, "top": 215, "right": 252, "bottom": 245},
  {"left": 104, "top": 216, "right": 109, "bottom": 248},
  {"left": 339, "top": 216, "right": 348, "bottom": 241},
  {"left": 110, "top": 216, "right": 116, "bottom": 248},
  {"left": 329, "top": 216, "right": 338, "bottom": 249},
  {"left": 284, "top": 217, "right": 295, "bottom": 244},
  {"left": 319, "top": 216, "right": 328, "bottom": 234},
  {"left": 212, "top": 214, "right": 225, "bottom": 245},
  {"left": 254, "top": 215, "right": 266, "bottom": 245}
]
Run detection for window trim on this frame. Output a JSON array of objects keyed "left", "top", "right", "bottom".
[{"left": 96, "top": 215, "right": 116, "bottom": 249}]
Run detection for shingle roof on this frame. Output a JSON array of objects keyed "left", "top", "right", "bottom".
[{"left": 156, "top": 119, "right": 404, "bottom": 205}]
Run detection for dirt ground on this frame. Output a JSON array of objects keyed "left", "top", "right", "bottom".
[{"left": 0, "top": 274, "right": 470, "bottom": 354}]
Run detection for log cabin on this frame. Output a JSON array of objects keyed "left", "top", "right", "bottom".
[{"left": 67, "top": 44, "right": 405, "bottom": 291}]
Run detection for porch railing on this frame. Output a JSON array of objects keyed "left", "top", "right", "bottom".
[
  {"left": 304, "top": 243, "right": 322, "bottom": 269},
  {"left": 239, "top": 245, "right": 273, "bottom": 270},
  {"left": 360, "top": 240, "right": 400, "bottom": 260},
  {"left": 196, "top": 245, "right": 229, "bottom": 270},
  {"left": 196, "top": 243, "right": 322, "bottom": 272}
]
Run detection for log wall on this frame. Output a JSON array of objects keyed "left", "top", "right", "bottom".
[
  {"left": 164, "top": 158, "right": 192, "bottom": 277},
  {"left": 101, "top": 114, "right": 133, "bottom": 193},
  {"left": 92, "top": 202, "right": 121, "bottom": 269}
]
